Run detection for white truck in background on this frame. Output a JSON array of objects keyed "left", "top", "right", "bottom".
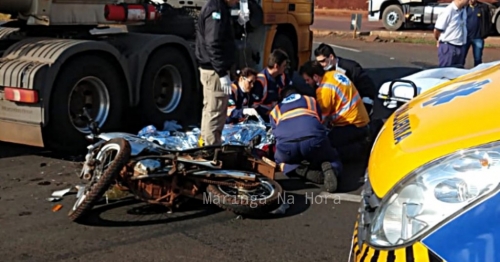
[{"left": 368, "top": 0, "right": 500, "bottom": 33}]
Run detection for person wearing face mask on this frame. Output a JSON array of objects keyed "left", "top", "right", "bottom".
[
  {"left": 314, "top": 43, "right": 376, "bottom": 116},
  {"left": 226, "top": 67, "right": 260, "bottom": 124},
  {"left": 299, "top": 60, "right": 371, "bottom": 162},
  {"left": 252, "top": 49, "right": 293, "bottom": 122}
]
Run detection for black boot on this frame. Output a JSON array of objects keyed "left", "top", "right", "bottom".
[{"left": 321, "top": 162, "right": 338, "bottom": 193}]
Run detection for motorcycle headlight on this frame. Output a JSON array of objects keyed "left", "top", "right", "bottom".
[{"left": 368, "top": 141, "right": 500, "bottom": 247}]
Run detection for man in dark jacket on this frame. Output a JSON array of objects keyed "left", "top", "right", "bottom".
[
  {"left": 195, "top": 0, "right": 239, "bottom": 146},
  {"left": 462, "top": 0, "right": 491, "bottom": 66},
  {"left": 314, "top": 43, "right": 377, "bottom": 115}
]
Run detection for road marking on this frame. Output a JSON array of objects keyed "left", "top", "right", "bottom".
[
  {"left": 313, "top": 42, "right": 362, "bottom": 53},
  {"left": 318, "top": 192, "right": 362, "bottom": 202}
]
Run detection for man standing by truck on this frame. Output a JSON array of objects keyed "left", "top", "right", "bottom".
[
  {"left": 462, "top": 0, "right": 491, "bottom": 67},
  {"left": 196, "top": 0, "right": 239, "bottom": 146},
  {"left": 433, "top": 0, "right": 469, "bottom": 68}
]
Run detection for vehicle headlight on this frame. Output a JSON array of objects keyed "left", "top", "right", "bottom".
[{"left": 368, "top": 141, "right": 500, "bottom": 247}]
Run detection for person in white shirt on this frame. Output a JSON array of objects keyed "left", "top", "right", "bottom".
[{"left": 433, "top": 0, "right": 469, "bottom": 67}]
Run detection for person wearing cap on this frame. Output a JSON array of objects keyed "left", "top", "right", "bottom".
[
  {"left": 226, "top": 67, "right": 260, "bottom": 124},
  {"left": 314, "top": 43, "right": 376, "bottom": 116},
  {"left": 269, "top": 85, "right": 343, "bottom": 193},
  {"left": 433, "top": 0, "right": 469, "bottom": 68}
]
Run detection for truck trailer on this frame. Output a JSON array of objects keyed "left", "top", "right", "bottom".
[{"left": 0, "top": 0, "right": 314, "bottom": 153}]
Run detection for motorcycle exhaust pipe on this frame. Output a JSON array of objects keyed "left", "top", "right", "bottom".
[{"left": 191, "top": 170, "right": 257, "bottom": 181}]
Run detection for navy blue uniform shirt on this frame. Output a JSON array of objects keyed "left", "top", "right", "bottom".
[
  {"left": 226, "top": 81, "right": 261, "bottom": 124},
  {"left": 466, "top": 4, "right": 481, "bottom": 40},
  {"left": 253, "top": 69, "right": 291, "bottom": 121},
  {"left": 269, "top": 93, "right": 327, "bottom": 142}
]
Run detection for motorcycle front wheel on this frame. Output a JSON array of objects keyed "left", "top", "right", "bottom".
[
  {"left": 205, "top": 177, "right": 283, "bottom": 216},
  {"left": 68, "top": 138, "right": 131, "bottom": 222}
]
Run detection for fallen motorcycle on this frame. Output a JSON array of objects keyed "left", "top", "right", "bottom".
[{"left": 68, "top": 109, "right": 283, "bottom": 222}]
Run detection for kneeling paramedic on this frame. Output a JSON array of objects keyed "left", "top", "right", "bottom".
[
  {"left": 269, "top": 86, "right": 343, "bottom": 193},
  {"left": 226, "top": 67, "right": 260, "bottom": 124},
  {"left": 300, "top": 61, "right": 371, "bottom": 162},
  {"left": 253, "top": 49, "right": 293, "bottom": 122}
]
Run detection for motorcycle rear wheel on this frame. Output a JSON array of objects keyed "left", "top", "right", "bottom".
[
  {"left": 206, "top": 177, "right": 283, "bottom": 216},
  {"left": 68, "top": 138, "right": 131, "bottom": 222}
]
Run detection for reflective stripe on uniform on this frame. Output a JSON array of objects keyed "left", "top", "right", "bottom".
[
  {"left": 227, "top": 83, "right": 239, "bottom": 116},
  {"left": 270, "top": 96, "right": 320, "bottom": 126},
  {"left": 256, "top": 72, "right": 286, "bottom": 113},
  {"left": 319, "top": 82, "right": 362, "bottom": 122}
]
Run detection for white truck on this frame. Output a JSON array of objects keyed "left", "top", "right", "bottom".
[
  {"left": 0, "top": 0, "right": 314, "bottom": 154},
  {"left": 368, "top": 0, "right": 500, "bottom": 33}
]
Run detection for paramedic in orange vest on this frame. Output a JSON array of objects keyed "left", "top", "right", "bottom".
[
  {"left": 269, "top": 85, "right": 343, "bottom": 193},
  {"left": 226, "top": 67, "right": 260, "bottom": 124},
  {"left": 299, "top": 61, "right": 371, "bottom": 162},
  {"left": 253, "top": 49, "right": 293, "bottom": 122}
]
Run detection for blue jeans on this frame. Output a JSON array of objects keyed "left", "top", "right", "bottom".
[{"left": 463, "top": 39, "right": 484, "bottom": 67}]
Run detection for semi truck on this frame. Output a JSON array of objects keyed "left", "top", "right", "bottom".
[
  {"left": 368, "top": 0, "right": 500, "bottom": 33},
  {"left": 0, "top": 0, "right": 314, "bottom": 154}
]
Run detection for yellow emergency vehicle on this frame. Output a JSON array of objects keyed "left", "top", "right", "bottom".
[{"left": 351, "top": 63, "right": 500, "bottom": 262}]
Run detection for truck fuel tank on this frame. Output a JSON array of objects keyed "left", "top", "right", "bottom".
[{"left": 423, "top": 3, "right": 448, "bottom": 24}]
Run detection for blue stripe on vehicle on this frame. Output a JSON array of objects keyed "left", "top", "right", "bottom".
[{"left": 422, "top": 191, "right": 500, "bottom": 262}]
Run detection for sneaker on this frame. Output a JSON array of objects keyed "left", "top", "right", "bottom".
[{"left": 321, "top": 162, "right": 338, "bottom": 193}]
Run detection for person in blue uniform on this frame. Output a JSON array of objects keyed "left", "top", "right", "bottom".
[
  {"left": 269, "top": 85, "right": 343, "bottom": 193},
  {"left": 226, "top": 67, "right": 260, "bottom": 124},
  {"left": 253, "top": 49, "right": 293, "bottom": 122}
]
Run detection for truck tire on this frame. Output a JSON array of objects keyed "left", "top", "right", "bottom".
[
  {"left": 496, "top": 15, "right": 500, "bottom": 35},
  {"left": 138, "top": 46, "right": 199, "bottom": 129},
  {"left": 44, "top": 56, "right": 126, "bottom": 154},
  {"left": 382, "top": 5, "right": 404, "bottom": 31},
  {"left": 272, "top": 34, "right": 298, "bottom": 72}
]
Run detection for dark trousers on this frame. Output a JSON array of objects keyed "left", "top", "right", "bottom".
[
  {"left": 438, "top": 42, "right": 465, "bottom": 68},
  {"left": 328, "top": 124, "right": 370, "bottom": 162},
  {"left": 274, "top": 136, "right": 343, "bottom": 176},
  {"left": 463, "top": 39, "right": 484, "bottom": 67}
]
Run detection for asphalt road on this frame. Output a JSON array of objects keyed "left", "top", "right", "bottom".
[{"left": 0, "top": 39, "right": 432, "bottom": 262}]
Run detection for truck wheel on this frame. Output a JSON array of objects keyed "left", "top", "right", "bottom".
[
  {"left": 382, "top": 5, "right": 404, "bottom": 31},
  {"left": 496, "top": 15, "right": 500, "bottom": 35},
  {"left": 139, "top": 46, "right": 198, "bottom": 128},
  {"left": 272, "top": 34, "right": 298, "bottom": 72},
  {"left": 44, "top": 56, "right": 126, "bottom": 154}
]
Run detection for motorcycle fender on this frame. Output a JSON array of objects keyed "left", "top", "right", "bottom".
[{"left": 191, "top": 170, "right": 257, "bottom": 181}]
